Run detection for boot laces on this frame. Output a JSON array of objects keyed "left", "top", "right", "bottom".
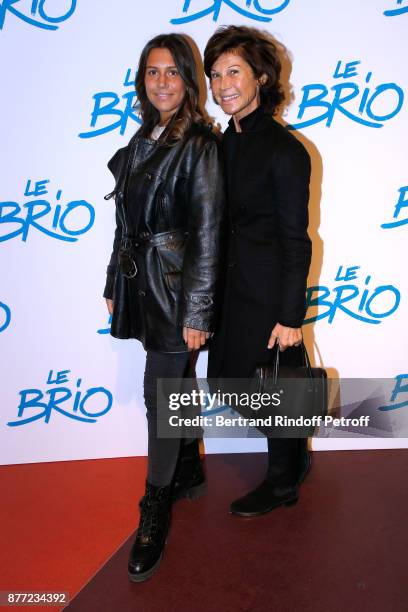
[{"left": 137, "top": 490, "right": 168, "bottom": 541}]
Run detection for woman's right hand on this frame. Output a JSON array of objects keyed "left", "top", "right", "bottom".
[
  {"left": 267, "top": 322, "right": 302, "bottom": 351},
  {"left": 106, "top": 298, "right": 114, "bottom": 315},
  {"left": 183, "top": 326, "right": 210, "bottom": 351}
]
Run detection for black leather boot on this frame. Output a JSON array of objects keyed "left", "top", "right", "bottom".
[
  {"left": 230, "top": 438, "right": 298, "bottom": 517},
  {"left": 297, "top": 438, "right": 311, "bottom": 485},
  {"left": 128, "top": 480, "right": 172, "bottom": 582},
  {"left": 229, "top": 480, "right": 298, "bottom": 516},
  {"left": 172, "top": 439, "right": 207, "bottom": 502}
]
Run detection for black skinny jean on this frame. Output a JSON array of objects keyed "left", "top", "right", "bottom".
[
  {"left": 143, "top": 348, "right": 306, "bottom": 488},
  {"left": 143, "top": 349, "right": 195, "bottom": 487}
]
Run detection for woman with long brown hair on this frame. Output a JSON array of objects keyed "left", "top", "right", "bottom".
[{"left": 103, "top": 33, "right": 224, "bottom": 581}]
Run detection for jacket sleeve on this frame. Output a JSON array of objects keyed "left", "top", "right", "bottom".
[
  {"left": 273, "top": 138, "right": 312, "bottom": 328},
  {"left": 102, "top": 144, "right": 131, "bottom": 300},
  {"left": 181, "top": 139, "right": 226, "bottom": 332},
  {"left": 103, "top": 206, "right": 122, "bottom": 300}
]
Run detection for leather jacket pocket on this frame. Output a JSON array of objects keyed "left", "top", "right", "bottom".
[
  {"left": 156, "top": 236, "right": 187, "bottom": 294},
  {"left": 164, "top": 271, "right": 181, "bottom": 292}
]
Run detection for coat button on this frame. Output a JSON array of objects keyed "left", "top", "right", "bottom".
[
  {"left": 231, "top": 229, "right": 235, "bottom": 235},
  {"left": 138, "top": 290, "right": 146, "bottom": 297},
  {"left": 146, "top": 173, "right": 152, "bottom": 180}
]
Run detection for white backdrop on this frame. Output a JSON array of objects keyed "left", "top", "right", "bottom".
[{"left": 1, "top": 0, "right": 407, "bottom": 464}]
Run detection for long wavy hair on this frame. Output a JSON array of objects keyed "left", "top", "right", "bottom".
[
  {"left": 204, "top": 26, "right": 285, "bottom": 116},
  {"left": 135, "top": 33, "right": 206, "bottom": 142}
]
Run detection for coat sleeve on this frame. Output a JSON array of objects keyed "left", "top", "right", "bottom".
[
  {"left": 102, "top": 146, "right": 129, "bottom": 300},
  {"left": 181, "top": 139, "right": 226, "bottom": 332},
  {"left": 103, "top": 206, "right": 122, "bottom": 300},
  {"left": 273, "top": 138, "right": 312, "bottom": 328}
]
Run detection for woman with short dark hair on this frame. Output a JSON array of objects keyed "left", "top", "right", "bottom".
[
  {"left": 104, "top": 33, "right": 225, "bottom": 580},
  {"left": 205, "top": 25, "right": 312, "bottom": 516},
  {"left": 203, "top": 24, "right": 285, "bottom": 115}
]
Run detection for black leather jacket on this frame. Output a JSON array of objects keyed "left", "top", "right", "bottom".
[{"left": 103, "top": 122, "right": 225, "bottom": 352}]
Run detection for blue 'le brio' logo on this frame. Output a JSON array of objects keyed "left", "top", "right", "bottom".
[
  {"left": 384, "top": 0, "right": 408, "bottom": 16},
  {"left": 97, "top": 315, "right": 112, "bottom": 335},
  {"left": 381, "top": 186, "right": 408, "bottom": 229},
  {"left": 0, "top": 179, "right": 95, "bottom": 243},
  {"left": 7, "top": 369, "right": 113, "bottom": 426},
  {"left": 0, "top": 301, "right": 11, "bottom": 333},
  {"left": 79, "top": 69, "right": 141, "bottom": 139},
  {"left": 378, "top": 375, "right": 408, "bottom": 411},
  {"left": 0, "top": 0, "right": 76, "bottom": 31},
  {"left": 289, "top": 60, "right": 404, "bottom": 130},
  {"left": 170, "top": 0, "right": 290, "bottom": 24},
  {"left": 304, "top": 265, "right": 400, "bottom": 325}
]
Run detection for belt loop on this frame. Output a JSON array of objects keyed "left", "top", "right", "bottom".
[{"left": 104, "top": 190, "right": 116, "bottom": 200}]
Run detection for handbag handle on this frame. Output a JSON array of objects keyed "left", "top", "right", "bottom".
[{"left": 271, "top": 341, "right": 314, "bottom": 384}]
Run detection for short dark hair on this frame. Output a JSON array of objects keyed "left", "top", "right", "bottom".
[
  {"left": 204, "top": 25, "right": 285, "bottom": 116},
  {"left": 135, "top": 33, "right": 206, "bottom": 141}
]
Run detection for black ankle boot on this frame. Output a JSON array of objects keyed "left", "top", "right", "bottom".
[
  {"left": 229, "top": 480, "right": 298, "bottom": 516},
  {"left": 172, "top": 439, "right": 207, "bottom": 502},
  {"left": 128, "top": 480, "right": 172, "bottom": 582},
  {"left": 297, "top": 438, "right": 311, "bottom": 485},
  {"left": 230, "top": 438, "right": 298, "bottom": 517}
]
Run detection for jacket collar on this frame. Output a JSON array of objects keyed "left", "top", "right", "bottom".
[{"left": 227, "top": 104, "right": 267, "bottom": 132}]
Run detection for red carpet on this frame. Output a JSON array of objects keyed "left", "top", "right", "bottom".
[
  {"left": 1, "top": 450, "right": 407, "bottom": 612},
  {"left": 0, "top": 456, "right": 147, "bottom": 611}
]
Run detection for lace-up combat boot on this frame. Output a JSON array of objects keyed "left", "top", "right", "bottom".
[
  {"left": 172, "top": 439, "right": 207, "bottom": 502},
  {"left": 128, "top": 480, "right": 172, "bottom": 582}
]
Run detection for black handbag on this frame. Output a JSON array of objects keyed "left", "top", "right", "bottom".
[{"left": 253, "top": 342, "right": 328, "bottom": 437}]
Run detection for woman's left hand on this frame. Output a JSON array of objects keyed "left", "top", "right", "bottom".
[
  {"left": 267, "top": 323, "right": 302, "bottom": 351},
  {"left": 183, "top": 327, "right": 210, "bottom": 351}
]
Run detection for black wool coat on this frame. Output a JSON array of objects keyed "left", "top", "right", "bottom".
[{"left": 207, "top": 105, "right": 312, "bottom": 379}]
